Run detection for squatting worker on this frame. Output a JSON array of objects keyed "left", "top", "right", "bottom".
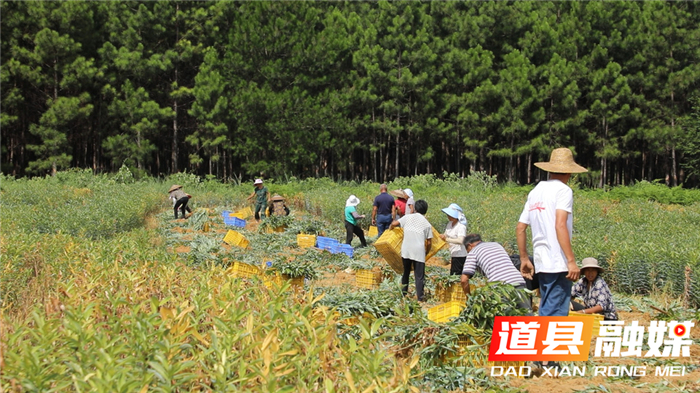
[
  {"left": 168, "top": 184, "right": 191, "bottom": 220},
  {"left": 461, "top": 234, "right": 532, "bottom": 313},
  {"left": 267, "top": 194, "right": 290, "bottom": 216},
  {"left": 516, "top": 147, "right": 587, "bottom": 317},
  {"left": 571, "top": 257, "right": 618, "bottom": 320},
  {"left": 246, "top": 178, "right": 268, "bottom": 221},
  {"left": 371, "top": 184, "right": 396, "bottom": 237},
  {"left": 439, "top": 205, "right": 467, "bottom": 275},
  {"left": 389, "top": 199, "right": 432, "bottom": 302}
]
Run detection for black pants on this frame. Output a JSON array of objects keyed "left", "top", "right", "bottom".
[
  {"left": 174, "top": 196, "right": 190, "bottom": 219},
  {"left": 402, "top": 258, "right": 426, "bottom": 301},
  {"left": 450, "top": 256, "right": 466, "bottom": 276},
  {"left": 344, "top": 221, "right": 367, "bottom": 247}
]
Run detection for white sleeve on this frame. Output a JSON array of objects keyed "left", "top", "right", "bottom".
[{"left": 555, "top": 186, "right": 573, "bottom": 213}]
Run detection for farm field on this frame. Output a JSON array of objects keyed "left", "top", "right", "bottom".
[{"left": 1, "top": 169, "right": 700, "bottom": 392}]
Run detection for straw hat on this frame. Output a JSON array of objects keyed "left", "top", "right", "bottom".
[
  {"left": 390, "top": 189, "right": 408, "bottom": 199},
  {"left": 271, "top": 194, "right": 284, "bottom": 201},
  {"left": 581, "top": 257, "right": 604, "bottom": 272},
  {"left": 168, "top": 184, "right": 182, "bottom": 193},
  {"left": 534, "top": 148, "right": 588, "bottom": 174}
]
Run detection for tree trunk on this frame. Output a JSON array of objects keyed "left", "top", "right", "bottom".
[{"left": 172, "top": 98, "right": 178, "bottom": 174}]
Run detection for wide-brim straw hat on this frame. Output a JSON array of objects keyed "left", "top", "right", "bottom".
[
  {"left": 390, "top": 189, "right": 408, "bottom": 199},
  {"left": 168, "top": 184, "right": 182, "bottom": 193},
  {"left": 271, "top": 194, "right": 284, "bottom": 201},
  {"left": 534, "top": 148, "right": 588, "bottom": 174},
  {"left": 581, "top": 257, "right": 604, "bottom": 272}
]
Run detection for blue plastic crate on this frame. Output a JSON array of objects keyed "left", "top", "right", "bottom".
[
  {"left": 316, "top": 236, "right": 339, "bottom": 250},
  {"left": 334, "top": 244, "right": 354, "bottom": 257},
  {"left": 224, "top": 216, "right": 246, "bottom": 228}
]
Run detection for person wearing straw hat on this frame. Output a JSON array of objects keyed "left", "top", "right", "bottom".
[
  {"left": 571, "top": 257, "right": 618, "bottom": 320},
  {"left": 344, "top": 195, "right": 367, "bottom": 247},
  {"left": 168, "top": 184, "right": 192, "bottom": 220},
  {"left": 390, "top": 189, "right": 409, "bottom": 218},
  {"left": 516, "top": 147, "right": 587, "bottom": 318},
  {"left": 439, "top": 205, "right": 467, "bottom": 275},
  {"left": 267, "top": 194, "right": 290, "bottom": 216},
  {"left": 246, "top": 179, "right": 268, "bottom": 221}
]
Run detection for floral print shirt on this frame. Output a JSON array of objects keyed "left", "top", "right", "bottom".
[{"left": 571, "top": 276, "right": 618, "bottom": 320}]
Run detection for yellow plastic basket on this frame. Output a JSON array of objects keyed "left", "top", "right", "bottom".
[
  {"left": 296, "top": 234, "right": 317, "bottom": 248},
  {"left": 427, "top": 226, "right": 447, "bottom": 260},
  {"left": 232, "top": 206, "right": 254, "bottom": 219},
  {"left": 368, "top": 225, "right": 378, "bottom": 237},
  {"left": 427, "top": 301, "right": 465, "bottom": 323},
  {"left": 227, "top": 261, "right": 260, "bottom": 279},
  {"left": 374, "top": 226, "right": 447, "bottom": 274},
  {"left": 223, "top": 230, "right": 250, "bottom": 249},
  {"left": 264, "top": 225, "right": 286, "bottom": 234},
  {"left": 569, "top": 311, "right": 604, "bottom": 336},
  {"left": 374, "top": 228, "right": 404, "bottom": 273},
  {"left": 355, "top": 269, "right": 383, "bottom": 289},
  {"left": 436, "top": 283, "right": 470, "bottom": 303},
  {"left": 281, "top": 274, "right": 304, "bottom": 287},
  {"left": 263, "top": 273, "right": 283, "bottom": 288}
]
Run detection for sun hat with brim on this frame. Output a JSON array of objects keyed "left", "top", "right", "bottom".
[
  {"left": 271, "top": 194, "right": 284, "bottom": 201},
  {"left": 254, "top": 179, "right": 263, "bottom": 185},
  {"left": 346, "top": 195, "right": 361, "bottom": 207},
  {"left": 168, "top": 184, "right": 183, "bottom": 193},
  {"left": 403, "top": 188, "right": 414, "bottom": 198},
  {"left": 441, "top": 207, "right": 460, "bottom": 219},
  {"left": 581, "top": 257, "right": 604, "bottom": 272},
  {"left": 390, "top": 189, "right": 408, "bottom": 199},
  {"left": 534, "top": 147, "right": 588, "bottom": 174}
]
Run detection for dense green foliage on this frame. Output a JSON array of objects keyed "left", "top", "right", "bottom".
[
  {"left": 2, "top": 173, "right": 700, "bottom": 391},
  {"left": 2, "top": 1, "right": 700, "bottom": 187}
]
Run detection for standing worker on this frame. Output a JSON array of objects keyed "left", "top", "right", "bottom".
[
  {"left": 168, "top": 184, "right": 191, "bottom": 220},
  {"left": 389, "top": 199, "right": 432, "bottom": 302},
  {"left": 247, "top": 179, "right": 268, "bottom": 221},
  {"left": 371, "top": 184, "right": 396, "bottom": 237},
  {"left": 404, "top": 189, "right": 415, "bottom": 215},
  {"left": 344, "top": 195, "right": 367, "bottom": 247},
  {"left": 516, "top": 147, "right": 587, "bottom": 317},
  {"left": 439, "top": 205, "right": 467, "bottom": 275},
  {"left": 391, "top": 189, "right": 409, "bottom": 218}
]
